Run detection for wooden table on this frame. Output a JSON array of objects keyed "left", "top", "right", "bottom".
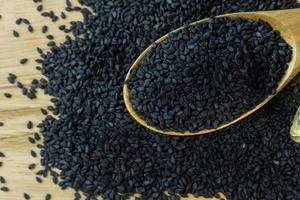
[{"left": 2, "top": 0, "right": 290, "bottom": 199}]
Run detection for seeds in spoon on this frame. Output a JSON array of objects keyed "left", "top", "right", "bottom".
[{"left": 126, "top": 17, "right": 292, "bottom": 133}]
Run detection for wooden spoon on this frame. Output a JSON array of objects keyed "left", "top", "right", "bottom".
[{"left": 123, "top": 8, "right": 300, "bottom": 136}]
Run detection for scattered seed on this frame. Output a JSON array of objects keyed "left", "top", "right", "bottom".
[
  {"left": 34, "top": 133, "right": 41, "bottom": 140},
  {"left": 35, "top": 59, "right": 43, "bottom": 64},
  {"left": 27, "top": 121, "right": 33, "bottom": 129},
  {"left": 52, "top": 176, "right": 58, "bottom": 184},
  {"left": 36, "top": 47, "right": 43, "bottom": 54},
  {"left": 73, "top": 6, "right": 81, "bottom": 11},
  {"left": 60, "top": 12, "right": 66, "bottom": 19},
  {"left": 40, "top": 108, "right": 48, "bottom": 115},
  {"left": 35, "top": 176, "right": 42, "bottom": 183},
  {"left": 36, "top": 5, "right": 43, "bottom": 12},
  {"left": 28, "top": 25, "right": 34, "bottom": 33},
  {"left": 26, "top": 91, "right": 37, "bottom": 99},
  {"left": 0, "top": 186, "right": 9, "bottom": 192},
  {"left": 65, "top": 7, "right": 72, "bottom": 12},
  {"left": 30, "top": 150, "right": 37, "bottom": 158},
  {"left": 0, "top": 176, "right": 5, "bottom": 184},
  {"left": 28, "top": 163, "right": 36, "bottom": 170},
  {"left": 59, "top": 25, "right": 66, "bottom": 31},
  {"left": 45, "top": 193, "right": 51, "bottom": 200},
  {"left": 24, "top": 193, "right": 30, "bottom": 199},
  {"left": 66, "top": 0, "right": 72, "bottom": 7},
  {"left": 41, "top": 12, "right": 50, "bottom": 17},
  {"left": 36, "top": 169, "right": 44, "bottom": 176},
  {"left": 7, "top": 73, "right": 17, "bottom": 84},
  {"left": 41, "top": 25, "right": 48, "bottom": 33},
  {"left": 3, "top": 93, "right": 12, "bottom": 98},
  {"left": 47, "top": 41, "right": 56, "bottom": 47},
  {"left": 22, "top": 87, "right": 28, "bottom": 95},
  {"left": 20, "top": 58, "right": 28, "bottom": 64},
  {"left": 46, "top": 35, "right": 54, "bottom": 40},
  {"left": 16, "top": 81, "right": 23, "bottom": 89},
  {"left": 28, "top": 137, "right": 35, "bottom": 144},
  {"left": 16, "top": 18, "right": 23, "bottom": 25},
  {"left": 0, "top": 152, "right": 5, "bottom": 157},
  {"left": 0, "top": 122, "right": 3, "bottom": 127},
  {"left": 13, "top": 30, "right": 19, "bottom": 37},
  {"left": 22, "top": 18, "right": 30, "bottom": 25}
]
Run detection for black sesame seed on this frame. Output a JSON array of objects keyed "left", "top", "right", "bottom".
[
  {"left": 60, "top": 12, "right": 66, "bottom": 19},
  {"left": 31, "top": 79, "right": 39, "bottom": 85},
  {"left": 47, "top": 41, "right": 56, "bottom": 47},
  {"left": 0, "top": 122, "right": 3, "bottom": 126},
  {"left": 52, "top": 176, "right": 58, "bottom": 184},
  {"left": 40, "top": 108, "right": 48, "bottom": 115},
  {"left": 41, "top": 12, "right": 50, "bottom": 17},
  {"left": 45, "top": 193, "right": 51, "bottom": 200},
  {"left": 20, "top": 58, "right": 28, "bottom": 64},
  {"left": 30, "top": 150, "right": 37, "bottom": 158},
  {"left": 0, "top": 152, "right": 5, "bottom": 157},
  {"left": 22, "top": 18, "right": 30, "bottom": 25},
  {"left": 24, "top": 193, "right": 30, "bottom": 199},
  {"left": 36, "top": 170, "right": 44, "bottom": 176},
  {"left": 22, "top": 87, "right": 28, "bottom": 95},
  {"left": 16, "top": 18, "right": 23, "bottom": 25},
  {"left": 36, "top": 5, "right": 43, "bottom": 12},
  {"left": 73, "top": 6, "right": 81, "bottom": 11},
  {"left": 28, "top": 163, "right": 36, "bottom": 170},
  {"left": 27, "top": 121, "right": 33, "bottom": 129},
  {"left": 28, "top": 137, "right": 35, "bottom": 144},
  {"left": 27, "top": 90, "right": 36, "bottom": 99},
  {"left": 0, "top": 186, "right": 9, "bottom": 192},
  {"left": 35, "top": 176, "right": 42, "bottom": 183},
  {"left": 13, "top": 30, "right": 19, "bottom": 37},
  {"left": 41, "top": 25, "right": 48, "bottom": 33},
  {"left": 51, "top": 16, "right": 59, "bottom": 22},
  {"left": 59, "top": 25, "right": 66, "bottom": 31},
  {"left": 66, "top": 0, "right": 71, "bottom": 7},
  {"left": 65, "top": 7, "right": 72, "bottom": 12},
  {"left": 3, "top": 93, "right": 12, "bottom": 98},
  {"left": 0, "top": 162, "right": 2, "bottom": 167},
  {"left": 16, "top": 81, "right": 23, "bottom": 89},
  {"left": 7, "top": 73, "right": 17, "bottom": 84},
  {"left": 46, "top": 35, "right": 54, "bottom": 40},
  {"left": 34, "top": 132, "right": 41, "bottom": 140},
  {"left": 28, "top": 25, "right": 34, "bottom": 33},
  {"left": 0, "top": 176, "right": 5, "bottom": 184},
  {"left": 36, "top": 47, "right": 43, "bottom": 54},
  {"left": 35, "top": 59, "right": 43, "bottom": 64}
]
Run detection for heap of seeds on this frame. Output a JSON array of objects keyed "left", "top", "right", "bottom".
[
  {"left": 28, "top": 0, "right": 300, "bottom": 199},
  {"left": 126, "top": 17, "right": 292, "bottom": 132}
]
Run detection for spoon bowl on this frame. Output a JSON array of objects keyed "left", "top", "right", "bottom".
[{"left": 124, "top": 9, "right": 300, "bottom": 136}]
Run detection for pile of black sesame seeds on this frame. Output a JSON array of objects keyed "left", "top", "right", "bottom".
[
  {"left": 126, "top": 17, "right": 292, "bottom": 133},
  {"left": 1, "top": 0, "right": 300, "bottom": 200}
]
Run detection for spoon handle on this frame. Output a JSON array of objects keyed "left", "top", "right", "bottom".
[{"left": 233, "top": 9, "right": 300, "bottom": 88}]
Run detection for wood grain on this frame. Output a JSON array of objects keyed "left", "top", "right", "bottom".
[{"left": 0, "top": 0, "right": 84, "bottom": 199}]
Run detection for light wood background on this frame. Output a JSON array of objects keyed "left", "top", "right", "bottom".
[{"left": 2, "top": 0, "right": 290, "bottom": 200}]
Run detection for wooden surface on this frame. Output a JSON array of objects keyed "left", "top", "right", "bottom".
[
  {"left": 3, "top": 0, "right": 292, "bottom": 200},
  {"left": 0, "top": 0, "right": 84, "bottom": 199}
]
